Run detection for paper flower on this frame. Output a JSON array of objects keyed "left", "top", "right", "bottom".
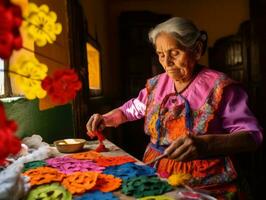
[
  {"left": 41, "top": 69, "right": 82, "bottom": 104},
  {"left": 9, "top": 56, "right": 48, "bottom": 99},
  {"left": 0, "top": 102, "right": 21, "bottom": 165},
  {"left": 23, "top": 3, "right": 62, "bottom": 47},
  {"left": 0, "top": 0, "right": 23, "bottom": 59}
]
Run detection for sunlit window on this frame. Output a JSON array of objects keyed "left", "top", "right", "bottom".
[
  {"left": 86, "top": 42, "right": 102, "bottom": 96},
  {"left": 0, "top": 59, "right": 4, "bottom": 95}
]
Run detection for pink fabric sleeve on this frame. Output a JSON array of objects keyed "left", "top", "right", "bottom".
[
  {"left": 118, "top": 88, "right": 148, "bottom": 121},
  {"left": 220, "top": 84, "right": 263, "bottom": 145}
]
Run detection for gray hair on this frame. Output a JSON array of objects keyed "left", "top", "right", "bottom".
[{"left": 149, "top": 17, "right": 207, "bottom": 50}]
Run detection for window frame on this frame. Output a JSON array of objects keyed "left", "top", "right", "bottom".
[
  {"left": 0, "top": 59, "right": 13, "bottom": 98},
  {"left": 86, "top": 34, "right": 103, "bottom": 97}
]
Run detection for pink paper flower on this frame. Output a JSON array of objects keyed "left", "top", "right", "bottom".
[
  {"left": 0, "top": 0, "right": 23, "bottom": 59},
  {"left": 0, "top": 102, "right": 21, "bottom": 165},
  {"left": 41, "top": 69, "right": 82, "bottom": 104}
]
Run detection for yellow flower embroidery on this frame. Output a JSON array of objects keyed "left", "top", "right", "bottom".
[
  {"left": 148, "top": 114, "right": 159, "bottom": 140},
  {"left": 23, "top": 3, "right": 62, "bottom": 46},
  {"left": 9, "top": 56, "right": 48, "bottom": 99}
]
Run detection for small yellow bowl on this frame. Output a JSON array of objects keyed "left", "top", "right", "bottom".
[{"left": 54, "top": 138, "right": 86, "bottom": 153}]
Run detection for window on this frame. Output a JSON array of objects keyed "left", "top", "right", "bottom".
[
  {"left": 86, "top": 36, "right": 102, "bottom": 97},
  {"left": 0, "top": 59, "right": 4, "bottom": 95},
  {"left": 0, "top": 59, "right": 13, "bottom": 98}
]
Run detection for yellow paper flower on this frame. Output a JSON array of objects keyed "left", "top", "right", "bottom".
[
  {"left": 168, "top": 173, "right": 191, "bottom": 187},
  {"left": 23, "top": 3, "right": 62, "bottom": 46},
  {"left": 9, "top": 56, "right": 48, "bottom": 99}
]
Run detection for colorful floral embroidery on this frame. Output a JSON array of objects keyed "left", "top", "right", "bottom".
[
  {"left": 193, "top": 75, "right": 233, "bottom": 134},
  {"left": 146, "top": 108, "right": 159, "bottom": 140},
  {"left": 143, "top": 72, "right": 237, "bottom": 188},
  {"left": 165, "top": 117, "right": 187, "bottom": 141}
]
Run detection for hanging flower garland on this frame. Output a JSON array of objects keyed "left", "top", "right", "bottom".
[
  {"left": 42, "top": 69, "right": 82, "bottom": 104},
  {"left": 0, "top": 0, "right": 23, "bottom": 59},
  {"left": 0, "top": 102, "right": 21, "bottom": 165},
  {"left": 23, "top": 3, "right": 62, "bottom": 47},
  {"left": 9, "top": 56, "right": 48, "bottom": 99},
  {"left": 0, "top": 0, "right": 82, "bottom": 165}
]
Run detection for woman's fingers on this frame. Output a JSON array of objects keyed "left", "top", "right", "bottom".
[
  {"left": 86, "top": 114, "right": 105, "bottom": 132},
  {"left": 164, "top": 137, "right": 185, "bottom": 156},
  {"left": 168, "top": 143, "right": 189, "bottom": 160},
  {"left": 165, "top": 135, "right": 200, "bottom": 161},
  {"left": 91, "top": 114, "right": 102, "bottom": 131}
]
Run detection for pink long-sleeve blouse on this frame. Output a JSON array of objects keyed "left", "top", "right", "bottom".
[{"left": 118, "top": 68, "right": 263, "bottom": 145}]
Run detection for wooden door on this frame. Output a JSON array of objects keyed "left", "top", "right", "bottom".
[{"left": 118, "top": 11, "right": 170, "bottom": 159}]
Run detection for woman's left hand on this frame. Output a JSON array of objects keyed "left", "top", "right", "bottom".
[{"left": 164, "top": 134, "right": 207, "bottom": 162}]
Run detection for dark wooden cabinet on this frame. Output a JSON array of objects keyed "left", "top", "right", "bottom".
[{"left": 209, "top": 21, "right": 250, "bottom": 88}]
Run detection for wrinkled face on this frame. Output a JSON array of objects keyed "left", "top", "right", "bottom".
[{"left": 155, "top": 32, "right": 197, "bottom": 82}]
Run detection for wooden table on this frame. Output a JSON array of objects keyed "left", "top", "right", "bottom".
[{"left": 67, "top": 139, "right": 184, "bottom": 200}]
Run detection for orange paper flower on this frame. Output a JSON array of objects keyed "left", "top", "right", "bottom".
[
  {"left": 68, "top": 150, "right": 102, "bottom": 161},
  {"left": 62, "top": 171, "right": 99, "bottom": 194},
  {"left": 23, "top": 166, "right": 65, "bottom": 186},
  {"left": 96, "top": 155, "right": 136, "bottom": 167},
  {"left": 93, "top": 173, "right": 122, "bottom": 192}
]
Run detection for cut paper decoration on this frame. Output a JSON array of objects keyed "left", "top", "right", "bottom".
[
  {"left": 68, "top": 150, "right": 102, "bottom": 161},
  {"left": 87, "top": 131, "right": 108, "bottom": 152},
  {"left": 122, "top": 176, "right": 173, "bottom": 198},
  {"left": 9, "top": 56, "right": 48, "bottom": 99},
  {"left": 0, "top": 102, "right": 21, "bottom": 165},
  {"left": 92, "top": 174, "right": 122, "bottom": 192},
  {"left": 96, "top": 155, "right": 136, "bottom": 167},
  {"left": 23, "top": 3, "right": 62, "bottom": 47},
  {"left": 23, "top": 160, "right": 47, "bottom": 172},
  {"left": 26, "top": 183, "right": 72, "bottom": 200},
  {"left": 167, "top": 173, "right": 191, "bottom": 187},
  {"left": 0, "top": 0, "right": 23, "bottom": 59},
  {"left": 139, "top": 195, "right": 174, "bottom": 200},
  {"left": 62, "top": 171, "right": 99, "bottom": 194},
  {"left": 41, "top": 69, "right": 82, "bottom": 104},
  {"left": 104, "top": 162, "right": 156, "bottom": 180},
  {"left": 23, "top": 166, "right": 65, "bottom": 186},
  {"left": 74, "top": 190, "right": 118, "bottom": 200},
  {"left": 45, "top": 156, "right": 105, "bottom": 174}
]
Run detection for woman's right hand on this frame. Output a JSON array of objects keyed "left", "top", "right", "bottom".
[{"left": 86, "top": 113, "right": 106, "bottom": 133}]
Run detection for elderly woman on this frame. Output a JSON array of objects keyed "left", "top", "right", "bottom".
[{"left": 87, "top": 17, "right": 263, "bottom": 198}]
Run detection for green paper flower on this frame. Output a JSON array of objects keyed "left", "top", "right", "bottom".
[{"left": 26, "top": 183, "right": 72, "bottom": 200}]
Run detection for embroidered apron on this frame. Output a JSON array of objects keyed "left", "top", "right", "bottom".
[{"left": 143, "top": 73, "right": 237, "bottom": 189}]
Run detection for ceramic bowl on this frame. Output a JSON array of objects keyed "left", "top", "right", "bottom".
[{"left": 54, "top": 138, "right": 86, "bottom": 153}]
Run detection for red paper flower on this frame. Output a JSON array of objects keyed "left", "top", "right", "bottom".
[
  {"left": 41, "top": 69, "right": 82, "bottom": 104},
  {"left": 0, "top": 0, "right": 23, "bottom": 59},
  {"left": 0, "top": 102, "right": 21, "bottom": 165}
]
